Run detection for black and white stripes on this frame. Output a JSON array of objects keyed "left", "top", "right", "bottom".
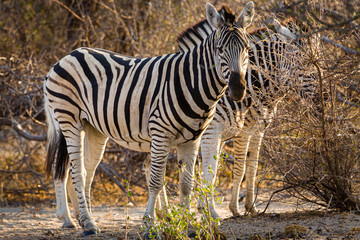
[{"left": 44, "top": 2, "right": 255, "bottom": 235}]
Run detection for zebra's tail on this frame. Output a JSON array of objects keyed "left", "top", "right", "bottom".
[{"left": 44, "top": 92, "right": 69, "bottom": 181}]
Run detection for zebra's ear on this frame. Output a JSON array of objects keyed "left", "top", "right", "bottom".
[
  {"left": 273, "top": 19, "right": 297, "bottom": 40},
  {"left": 237, "top": 1, "right": 255, "bottom": 28},
  {"left": 273, "top": 19, "right": 282, "bottom": 32},
  {"left": 206, "top": 3, "right": 224, "bottom": 30}
]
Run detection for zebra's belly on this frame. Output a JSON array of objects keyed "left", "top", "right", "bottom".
[
  {"left": 110, "top": 137, "right": 152, "bottom": 152},
  {"left": 221, "top": 126, "right": 243, "bottom": 142}
]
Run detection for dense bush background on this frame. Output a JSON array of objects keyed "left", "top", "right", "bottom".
[{"left": 0, "top": 0, "right": 359, "bottom": 211}]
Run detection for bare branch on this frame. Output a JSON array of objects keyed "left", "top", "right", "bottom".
[
  {"left": 52, "top": 0, "right": 84, "bottom": 22},
  {"left": 98, "top": 163, "right": 136, "bottom": 206},
  {"left": 337, "top": 92, "right": 360, "bottom": 108},
  {"left": 0, "top": 117, "right": 47, "bottom": 141},
  {"left": 320, "top": 36, "right": 359, "bottom": 55},
  {"left": 0, "top": 169, "right": 42, "bottom": 177}
]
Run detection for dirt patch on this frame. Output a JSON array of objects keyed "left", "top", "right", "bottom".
[{"left": 1, "top": 198, "right": 360, "bottom": 240}]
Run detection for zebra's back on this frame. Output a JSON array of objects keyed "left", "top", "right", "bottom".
[{"left": 45, "top": 47, "right": 191, "bottom": 151}]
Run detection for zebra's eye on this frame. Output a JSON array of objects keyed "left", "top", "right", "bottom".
[{"left": 217, "top": 47, "right": 224, "bottom": 54}]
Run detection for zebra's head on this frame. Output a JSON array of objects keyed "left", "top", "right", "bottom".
[{"left": 206, "top": 2, "right": 255, "bottom": 102}]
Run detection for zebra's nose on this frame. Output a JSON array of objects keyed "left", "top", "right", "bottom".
[{"left": 228, "top": 71, "right": 246, "bottom": 102}]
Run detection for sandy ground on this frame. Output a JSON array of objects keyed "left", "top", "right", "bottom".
[{"left": 1, "top": 195, "right": 360, "bottom": 240}]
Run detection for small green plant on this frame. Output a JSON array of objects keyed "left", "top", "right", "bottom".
[
  {"left": 192, "top": 184, "right": 221, "bottom": 239},
  {"left": 142, "top": 167, "right": 224, "bottom": 239}
]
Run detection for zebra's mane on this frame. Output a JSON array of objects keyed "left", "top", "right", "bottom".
[
  {"left": 176, "top": 18, "right": 210, "bottom": 52},
  {"left": 176, "top": 4, "right": 236, "bottom": 52}
]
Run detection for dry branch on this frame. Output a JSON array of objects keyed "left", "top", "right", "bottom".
[
  {"left": 320, "top": 36, "right": 359, "bottom": 55},
  {"left": 98, "top": 163, "right": 136, "bottom": 206},
  {"left": 0, "top": 117, "right": 47, "bottom": 141},
  {"left": 336, "top": 92, "right": 360, "bottom": 108}
]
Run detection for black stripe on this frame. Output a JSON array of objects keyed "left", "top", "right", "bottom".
[
  {"left": 124, "top": 58, "right": 153, "bottom": 141},
  {"left": 46, "top": 87, "right": 80, "bottom": 112},
  {"left": 173, "top": 56, "right": 203, "bottom": 119},
  {"left": 113, "top": 65, "right": 130, "bottom": 140},
  {"left": 166, "top": 77, "right": 196, "bottom": 139},
  {"left": 70, "top": 50, "right": 104, "bottom": 133},
  {"left": 53, "top": 62, "right": 82, "bottom": 99},
  {"left": 138, "top": 56, "right": 162, "bottom": 134},
  {"left": 54, "top": 108, "right": 77, "bottom": 122},
  {"left": 150, "top": 54, "right": 172, "bottom": 107},
  {"left": 160, "top": 77, "right": 185, "bottom": 139},
  {"left": 199, "top": 43, "right": 216, "bottom": 102},
  {"left": 88, "top": 50, "right": 114, "bottom": 138}
]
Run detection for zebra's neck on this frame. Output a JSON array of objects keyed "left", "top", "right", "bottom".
[
  {"left": 174, "top": 21, "right": 227, "bottom": 114},
  {"left": 177, "top": 19, "right": 213, "bottom": 52}
]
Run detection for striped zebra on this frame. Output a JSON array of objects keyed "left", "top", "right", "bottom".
[
  {"left": 198, "top": 18, "right": 317, "bottom": 219},
  {"left": 44, "top": 2, "right": 255, "bottom": 235}
]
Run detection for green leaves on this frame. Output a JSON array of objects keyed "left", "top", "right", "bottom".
[{"left": 142, "top": 171, "right": 223, "bottom": 239}]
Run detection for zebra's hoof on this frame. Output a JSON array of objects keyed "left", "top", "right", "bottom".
[
  {"left": 61, "top": 222, "right": 76, "bottom": 229},
  {"left": 82, "top": 230, "right": 97, "bottom": 236}
]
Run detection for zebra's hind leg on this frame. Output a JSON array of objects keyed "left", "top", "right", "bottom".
[
  {"left": 229, "top": 135, "right": 250, "bottom": 216},
  {"left": 63, "top": 122, "right": 108, "bottom": 230},
  {"left": 198, "top": 135, "right": 224, "bottom": 220},
  {"left": 54, "top": 164, "right": 77, "bottom": 229},
  {"left": 244, "top": 131, "right": 264, "bottom": 215},
  {"left": 66, "top": 171, "right": 79, "bottom": 223},
  {"left": 61, "top": 126, "right": 99, "bottom": 236},
  {"left": 143, "top": 155, "right": 169, "bottom": 219},
  {"left": 83, "top": 122, "right": 108, "bottom": 216}
]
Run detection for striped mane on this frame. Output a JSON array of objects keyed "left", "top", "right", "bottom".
[
  {"left": 176, "top": 4, "right": 237, "bottom": 52},
  {"left": 176, "top": 19, "right": 212, "bottom": 52}
]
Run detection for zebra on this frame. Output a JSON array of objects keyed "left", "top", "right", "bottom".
[
  {"left": 44, "top": 2, "right": 255, "bottom": 235},
  {"left": 198, "top": 17, "right": 318, "bottom": 219}
]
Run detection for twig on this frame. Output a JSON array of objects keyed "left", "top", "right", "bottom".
[
  {"left": 52, "top": 0, "right": 84, "bottom": 22},
  {"left": 320, "top": 36, "right": 358, "bottom": 55},
  {"left": 98, "top": 163, "right": 136, "bottom": 206},
  {"left": 0, "top": 169, "right": 42, "bottom": 176},
  {"left": 337, "top": 92, "right": 360, "bottom": 108},
  {"left": 0, "top": 117, "right": 47, "bottom": 141},
  {"left": 229, "top": 227, "right": 236, "bottom": 240},
  {"left": 314, "top": 6, "right": 360, "bottom": 29},
  {"left": 324, "top": 194, "right": 333, "bottom": 217},
  {"left": 136, "top": 231, "right": 143, "bottom": 240},
  {"left": 339, "top": 81, "right": 360, "bottom": 94},
  {"left": 262, "top": 180, "right": 313, "bottom": 214}
]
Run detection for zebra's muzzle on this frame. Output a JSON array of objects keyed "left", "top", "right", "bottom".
[{"left": 228, "top": 71, "right": 246, "bottom": 102}]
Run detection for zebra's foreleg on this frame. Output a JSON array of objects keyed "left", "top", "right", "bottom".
[
  {"left": 63, "top": 129, "right": 99, "bottom": 235},
  {"left": 143, "top": 142, "right": 170, "bottom": 225},
  {"left": 177, "top": 140, "right": 200, "bottom": 211},
  {"left": 143, "top": 155, "right": 169, "bottom": 219},
  {"left": 244, "top": 131, "right": 264, "bottom": 215},
  {"left": 198, "top": 136, "right": 224, "bottom": 219},
  {"left": 229, "top": 135, "right": 250, "bottom": 216}
]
